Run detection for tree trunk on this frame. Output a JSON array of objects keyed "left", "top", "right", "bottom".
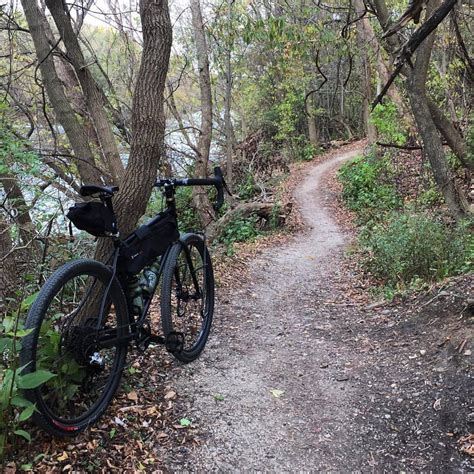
[
  {"left": 223, "top": 0, "right": 236, "bottom": 192},
  {"left": 306, "top": 95, "right": 319, "bottom": 147},
  {"left": 224, "top": 49, "right": 234, "bottom": 191},
  {"left": 427, "top": 97, "right": 472, "bottom": 170},
  {"left": 406, "top": 0, "right": 470, "bottom": 219},
  {"left": 355, "top": 0, "right": 413, "bottom": 130},
  {"left": 190, "top": 0, "right": 216, "bottom": 227},
  {"left": 353, "top": 0, "right": 377, "bottom": 142},
  {"left": 0, "top": 175, "right": 42, "bottom": 259},
  {"left": 45, "top": 0, "right": 125, "bottom": 184},
  {"left": 114, "top": 0, "right": 172, "bottom": 234},
  {"left": 94, "top": 0, "right": 172, "bottom": 267},
  {"left": 0, "top": 214, "right": 17, "bottom": 309},
  {"left": 20, "top": 0, "right": 98, "bottom": 185}
]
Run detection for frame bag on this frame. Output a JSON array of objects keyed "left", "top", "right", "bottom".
[
  {"left": 67, "top": 202, "right": 116, "bottom": 237},
  {"left": 120, "top": 209, "right": 179, "bottom": 275}
]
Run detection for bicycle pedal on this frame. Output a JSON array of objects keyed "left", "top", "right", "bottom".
[{"left": 165, "top": 332, "right": 184, "bottom": 353}]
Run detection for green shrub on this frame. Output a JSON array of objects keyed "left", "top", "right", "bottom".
[
  {"left": 0, "top": 295, "right": 56, "bottom": 459},
  {"left": 217, "top": 214, "right": 261, "bottom": 255},
  {"left": 370, "top": 102, "right": 407, "bottom": 146},
  {"left": 415, "top": 186, "right": 443, "bottom": 208},
  {"left": 146, "top": 185, "right": 201, "bottom": 232},
  {"left": 237, "top": 172, "right": 259, "bottom": 200},
  {"left": 338, "top": 152, "right": 401, "bottom": 224},
  {"left": 298, "top": 142, "right": 319, "bottom": 162},
  {"left": 361, "top": 212, "right": 473, "bottom": 287}
]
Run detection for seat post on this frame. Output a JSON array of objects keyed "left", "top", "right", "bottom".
[{"left": 101, "top": 195, "right": 119, "bottom": 235}]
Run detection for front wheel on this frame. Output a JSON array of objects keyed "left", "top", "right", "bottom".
[
  {"left": 160, "top": 233, "right": 214, "bottom": 363},
  {"left": 20, "top": 259, "right": 129, "bottom": 436}
]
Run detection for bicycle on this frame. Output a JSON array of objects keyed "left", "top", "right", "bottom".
[{"left": 20, "top": 167, "right": 226, "bottom": 437}]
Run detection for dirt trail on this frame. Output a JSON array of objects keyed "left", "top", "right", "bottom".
[
  {"left": 162, "top": 149, "right": 363, "bottom": 470},
  {"left": 159, "top": 148, "right": 472, "bottom": 471}
]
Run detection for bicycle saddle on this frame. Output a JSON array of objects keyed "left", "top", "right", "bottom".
[{"left": 80, "top": 184, "right": 119, "bottom": 197}]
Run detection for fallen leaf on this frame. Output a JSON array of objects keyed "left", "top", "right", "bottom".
[
  {"left": 146, "top": 406, "right": 160, "bottom": 415},
  {"left": 114, "top": 416, "right": 126, "bottom": 427},
  {"left": 270, "top": 389, "right": 285, "bottom": 398},
  {"left": 57, "top": 452, "right": 68, "bottom": 462},
  {"left": 165, "top": 390, "right": 177, "bottom": 400},
  {"left": 127, "top": 391, "right": 138, "bottom": 401}
]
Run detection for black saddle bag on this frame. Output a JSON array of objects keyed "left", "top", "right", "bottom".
[
  {"left": 67, "top": 202, "right": 116, "bottom": 237},
  {"left": 119, "top": 209, "right": 180, "bottom": 275}
]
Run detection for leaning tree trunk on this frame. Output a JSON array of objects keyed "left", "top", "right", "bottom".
[
  {"left": 45, "top": 0, "right": 125, "bottom": 184},
  {"left": 0, "top": 214, "right": 17, "bottom": 311},
  {"left": 427, "top": 97, "right": 473, "bottom": 170},
  {"left": 0, "top": 174, "right": 42, "bottom": 260},
  {"left": 406, "top": 0, "right": 470, "bottom": 219},
  {"left": 20, "top": 0, "right": 99, "bottom": 185},
  {"left": 190, "top": 0, "right": 216, "bottom": 227}
]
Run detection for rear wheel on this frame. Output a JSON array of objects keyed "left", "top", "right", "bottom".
[
  {"left": 160, "top": 233, "right": 214, "bottom": 363},
  {"left": 20, "top": 259, "right": 129, "bottom": 436}
]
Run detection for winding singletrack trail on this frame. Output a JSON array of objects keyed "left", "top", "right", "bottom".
[{"left": 159, "top": 147, "right": 472, "bottom": 472}]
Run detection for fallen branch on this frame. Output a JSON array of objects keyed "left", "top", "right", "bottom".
[
  {"left": 376, "top": 141, "right": 422, "bottom": 150},
  {"left": 376, "top": 140, "right": 449, "bottom": 150},
  {"left": 206, "top": 201, "right": 292, "bottom": 242}
]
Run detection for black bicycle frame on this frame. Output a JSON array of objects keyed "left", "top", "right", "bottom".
[{"left": 92, "top": 183, "right": 207, "bottom": 348}]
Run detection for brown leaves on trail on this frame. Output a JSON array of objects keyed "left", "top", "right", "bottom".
[
  {"left": 458, "top": 434, "right": 474, "bottom": 457},
  {"left": 127, "top": 390, "right": 138, "bottom": 401}
]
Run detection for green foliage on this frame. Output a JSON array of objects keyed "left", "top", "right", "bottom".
[
  {"left": 339, "top": 151, "right": 472, "bottom": 294},
  {"left": 174, "top": 187, "right": 201, "bottom": 232},
  {"left": 338, "top": 152, "right": 402, "bottom": 224},
  {"left": 298, "top": 142, "right": 319, "bottom": 162},
  {"left": 415, "top": 187, "right": 443, "bottom": 208},
  {"left": 0, "top": 102, "right": 41, "bottom": 177},
  {"left": 370, "top": 103, "right": 407, "bottom": 146},
  {"left": 361, "top": 213, "right": 473, "bottom": 288},
  {"left": 0, "top": 301, "right": 56, "bottom": 459},
  {"left": 217, "top": 214, "right": 261, "bottom": 255},
  {"left": 146, "top": 186, "right": 200, "bottom": 232},
  {"left": 237, "top": 172, "right": 259, "bottom": 200}
]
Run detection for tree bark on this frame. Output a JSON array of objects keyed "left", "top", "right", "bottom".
[
  {"left": 223, "top": 0, "right": 236, "bottom": 192},
  {"left": 0, "top": 175, "right": 42, "bottom": 259},
  {"left": 45, "top": 0, "right": 125, "bottom": 184},
  {"left": 306, "top": 95, "right": 320, "bottom": 147},
  {"left": 190, "top": 0, "right": 216, "bottom": 227},
  {"left": 406, "top": 0, "right": 470, "bottom": 218},
  {"left": 427, "top": 97, "right": 472, "bottom": 170},
  {"left": 94, "top": 0, "right": 172, "bottom": 269},
  {"left": 353, "top": 0, "right": 377, "bottom": 143},
  {"left": 20, "top": 0, "right": 98, "bottom": 185},
  {"left": 0, "top": 214, "right": 17, "bottom": 309},
  {"left": 112, "top": 0, "right": 172, "bottom": 236}
]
